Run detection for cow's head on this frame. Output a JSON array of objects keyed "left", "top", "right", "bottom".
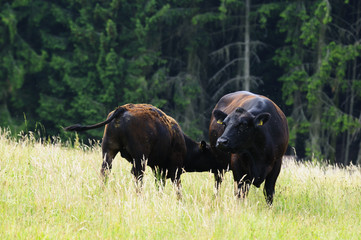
[
  {"left": 183, "top": 139, "right": 219, "bottom": 172},
  {"left": 198, "top": 140, "right": 215, "bottom": 160},
  {"left": 213, "top": 107, "right": 271, "bottom": 153}
]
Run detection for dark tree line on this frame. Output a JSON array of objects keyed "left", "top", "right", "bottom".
[{"left": 1, "top": 0, "right": 360, "bottom": 164}]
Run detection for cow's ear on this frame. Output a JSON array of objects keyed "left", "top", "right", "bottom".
[
  {"left": 200, "top": 140, "right": 207, "bottom": 151},
  {"left": 254, "top": 113, "right": 271, "bottom": 127},
  {"left": 213, "top": 110, "right": 227, "bottom": 125}
]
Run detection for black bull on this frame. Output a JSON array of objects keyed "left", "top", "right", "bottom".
[{"left": 209, "top": 91, "right": 289, "bottom": 204}]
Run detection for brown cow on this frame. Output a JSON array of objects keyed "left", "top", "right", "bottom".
[
  {"left": 64, "top": 103, "right": 217, "bottom": 193},
  {"left": 209, "top": 91, "right": 289, "bottom": 204}
]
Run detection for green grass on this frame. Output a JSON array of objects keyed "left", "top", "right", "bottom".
[{"left": 1, "top": 129, "right": 361, "bottom": 239}]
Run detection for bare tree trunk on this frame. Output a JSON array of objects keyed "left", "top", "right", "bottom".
[
  {"left": 357, "top": 141, "right": 361, "bottom": 165},
  {"left": 345, "top": 0, "right": 361, "bottom": 165},
  {"left": 354, "top": 2, "right": 361, "bottom": 165},
  {"left": 243, "top": 0, "right": 250, "bottom": 91},
  {"left": 344, "top": 60, "right": 357, "bottom": 165},
  {"left": 356, "top": 120, "right": 361, "bottom": 165},
  {"left": 309, "top": 7, "right": 327, "bottom": 158}
]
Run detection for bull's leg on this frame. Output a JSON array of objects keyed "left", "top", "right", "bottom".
[
  {"left": 101, "top": 150, "right": 118, "bottom": 182},
  {"left": 172, "top": 169, "right": 182, "bottom": 200},
  {"left": 214, "top": 170, "right": 224, "bottom": 194},
  {"left": 131, "top": 156, "right": 147, "bottom": 193},
  {"left": 166, "top": 165, "right": 182, "bottom": 200},
  {"left": 232, "top": 175, "right": 250, "bottom": 198},
  {"left": 235, "top": 181, "right": 250, "bottom": 199},
  {"left": 153, "top": 167, "right": 167, "bottom": 190},
  {"left": 169, "top": 150, "right": 183, "bottom": 200},
  {"left": 231, "top": 155, "right": 250, "bottom": 199},
  {"left": 263, "top": 158, "right": 282, "bottom": 205}
]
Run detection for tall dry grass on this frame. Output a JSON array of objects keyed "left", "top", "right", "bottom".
[{"left": 1, "top": 129, "right": 361, "bottom": 239}]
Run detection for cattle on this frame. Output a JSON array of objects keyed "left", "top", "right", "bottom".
[
  {"left": 209, "top": 91, "right": 289, "bottom": 204},
  {"left": 182, "top": 134, "right": 227, "bottom": 190},
  {"left": 64, "top": 103, "right": 217, "bottom": 194}
]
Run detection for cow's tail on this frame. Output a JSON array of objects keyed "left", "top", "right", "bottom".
[{"left": 64, "top": 107, "right": 125, "bottom": 132}]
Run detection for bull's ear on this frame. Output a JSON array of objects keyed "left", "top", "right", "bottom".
[
  {"left": 200, "top": 140, "right": 207, "bottom": 151},
  {"left": 213, "top": 110, "right": 227, "bottom": 124},
  {"left": 254, "top": 113, "right": 271, "bottom": 127}
]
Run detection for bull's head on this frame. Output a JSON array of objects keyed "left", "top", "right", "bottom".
[{"left": 213, "top": 107, "right": 270, "bottom": 153}]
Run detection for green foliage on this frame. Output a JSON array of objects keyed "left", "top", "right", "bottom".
[
  {"left": 274, "top": 0, "right": 361, "bottom": 162},
  {"left": 300, "top": 0, "right": 331, "bottom": 47},
  {"left": 323, "top": 106, "right": 360, "bottom": 134},
  {"left": 1, "top": 0, "right": 361, "bottom": 163},
  {"left": 258, "top": 3, "right": 280, "bottom": 28}
]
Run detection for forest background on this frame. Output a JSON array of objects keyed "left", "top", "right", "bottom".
[{"left": 1, "top": 0, "right": 361, "bottom": 165}]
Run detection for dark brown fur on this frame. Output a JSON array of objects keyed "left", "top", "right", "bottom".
[
  {"left": 65, "top": 103, "right": 218, "bottom": 192},
  {"left": 65, "top": 104, "right": 185, "bottom": 189}
]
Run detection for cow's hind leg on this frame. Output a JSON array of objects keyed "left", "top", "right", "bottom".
[
  {"left": 153, "top": 167, "right": 167, "bottom": 190},
  {"left": 131, "top": 156, "right": 147, "bottom": 193},
  {"left": 166, "top": 166, "right": 182, "bottom": 199},
  {"left": 101, "top": 149, "right": 118, "bottom": 182},
  {"left": 263, "top": 158, "right": 282, "bottom": 205}
]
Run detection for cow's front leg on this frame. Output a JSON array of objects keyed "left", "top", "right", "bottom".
[
  {"left": 213, "top": 170, "right": 225, "bottom": 195},
  {"left": 234, "top": 180, "right": 250, "bottom": 199},
  {"left": 231, "top": 154, "right": 250, "bottom": 199},
  {"left": 263, "top": 157, "right": 282, "bottom": 205}
]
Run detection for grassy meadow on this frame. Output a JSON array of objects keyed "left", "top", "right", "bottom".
[{"left": 1, "top": 129, "right": 361, "bottom": 239}]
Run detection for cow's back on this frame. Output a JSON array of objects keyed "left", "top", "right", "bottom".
[{"left": 104, "top": 104, "right": 186, "bottom": 168}]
